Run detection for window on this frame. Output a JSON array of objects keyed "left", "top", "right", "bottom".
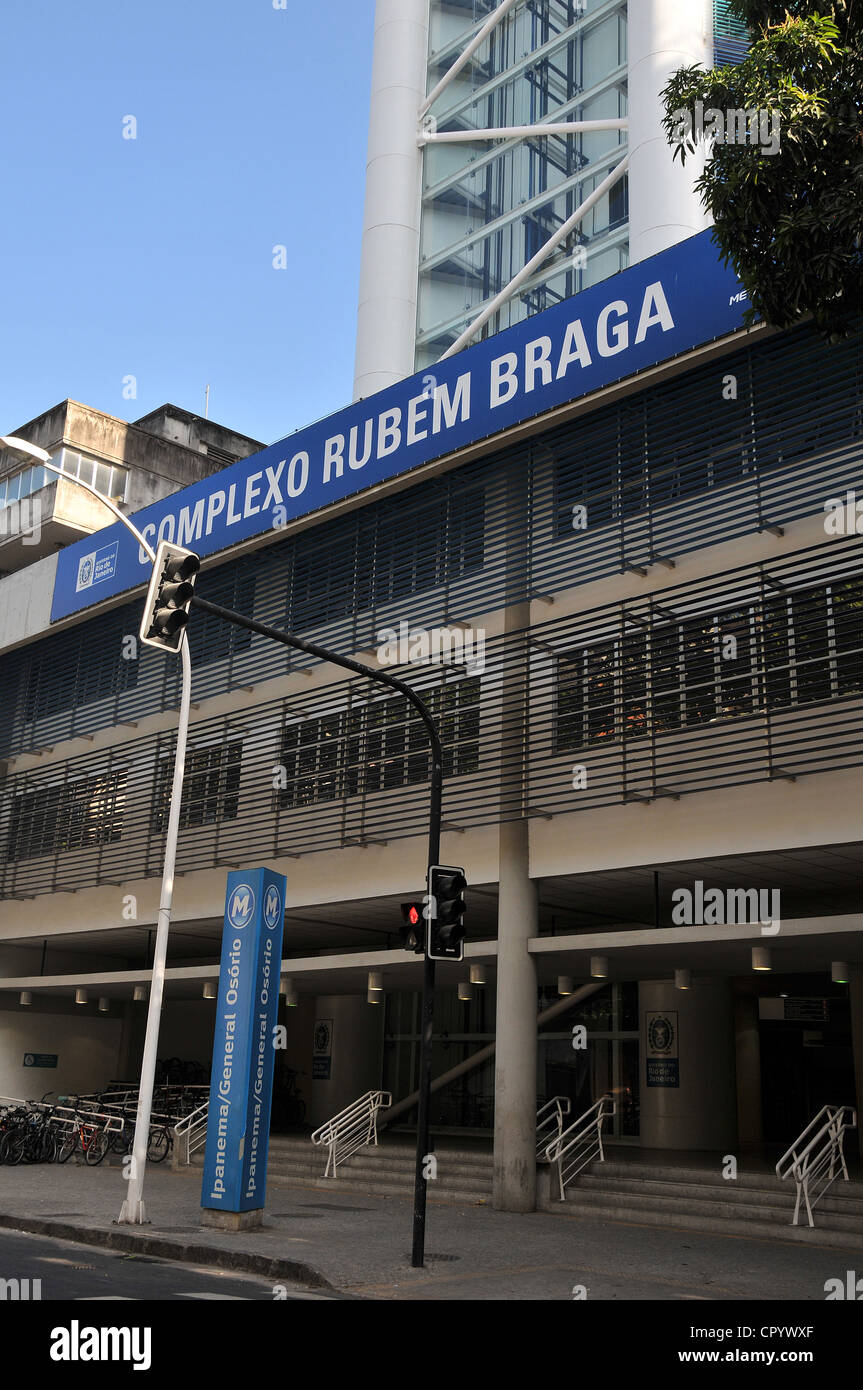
[
  {"left": 6, "top": 770, "right": 126, "bottom": 861},
  {"left": 187, "top": 567, "right": 255, "bottom": 668},
  {"left": 60, "top": 450, "right": 128, "bottom": 502},
  {"left": 151, "top": 741, "right": 243, "bottom": 832},
  {"left": 23, "top": 612, "right": 138, "bottom": 723},
  {"left": 553, "top": 341, "right": 764, "bottom": 535},
  {"left": 0, "top": 463, "right": 47, "bottom": 508},
  {"left": 286, "top": 484, "right": 485, "bottom": 632},
  {"left": 833, "top": 577, "right": 863, "bottom": 695},
  {"left": 555, "top": 578, "right": 863, "bottom": 750},
  {"left": 277, "top": 678, "right": 481, "bottom": 809}
]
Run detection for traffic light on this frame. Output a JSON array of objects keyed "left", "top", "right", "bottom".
[
  {"left": 140, "top": 541, "right": 201, "bottom": 653},
  {"left": 428, "top": 865, "right": 467, "bottom": 961},
  {"left": 400, "top": 902, "right": 425, "bottom": 954}
]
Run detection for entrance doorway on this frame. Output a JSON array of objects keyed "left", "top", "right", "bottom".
[
  {"left": 539, "top": 982, "right": 640, "bottom": 1139},
  {"left": 759, "top": 992, "right": 855, "bottom": 1145}
]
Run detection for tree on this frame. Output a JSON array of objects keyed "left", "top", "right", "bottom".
[{"left": 661, "top": 2, "right": 863, "bottom": 339}]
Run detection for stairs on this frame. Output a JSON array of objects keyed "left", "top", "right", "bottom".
[
  {"left": 541, "top": 1155, "right": 863, "bottom": 1250},
  {"left": 258, "top": 1133, "right": 494, "bottom": 1205}
]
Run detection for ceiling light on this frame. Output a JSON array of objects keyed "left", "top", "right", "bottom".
[
  {"left": 590, "top": 956, "right": 608, "bottom": 979},
  {"left": 469, "top": 964, "right": 487, "bottom": 985},
  {"left": 203, "top": 982, "right": 217, "bottom": 999},
  {"left": 674, "top": 969, "right": 691, "bottom": 990},
  {"left": 832, "top": 961, "right": 851, "bottom": 985},
  {"left": 557, "top": 976, "right": 574, "bottom": 996},
  {"left": 75, "top": 988, "right": 88, "bottom": 1005},
  {"left": 19, "top": 991, "right": 32, "bottom": 1006},
  {"left": 751, "top": 946, "right": 771, "bottom": 972}
]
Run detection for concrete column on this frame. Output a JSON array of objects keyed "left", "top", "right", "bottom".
[
  {"left": 734, "top": 991, "right": 763, "bottom": 1149},
  {"left": 353, "top": 0, "right": 429, "bottom": 400},
  {"left": 493, "top": 818, "right": 538, "bottom": 1211},
  {"left": 627, "top": 0, "right": 712, "bottom": 263},
  {"left": 639, "top": 978, "right": 737, "bottom": 1150}
]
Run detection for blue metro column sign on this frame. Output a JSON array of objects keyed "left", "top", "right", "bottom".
[{"left": 201, "top": 868, "right": 286, "bottom": 1214}]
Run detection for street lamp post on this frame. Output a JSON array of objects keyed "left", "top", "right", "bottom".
[{"left": 0, "top": 435, "right": 193, "bottom": 1224}]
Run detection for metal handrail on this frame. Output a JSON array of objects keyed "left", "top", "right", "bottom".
[
  {"left": 0, "top": 1095, "right": 47, "bottom": 1111},
  {"left": 311, "top": 1090, "right": 392, "bottom": 1178},
  {"left": 174, "top": 1101, "right": 209, "bottom": 1166},
  {"left": 545, "top": 1094, "right": 616, "bottom": 1201},
  {"left": 536, "top": 1096, "right": 571, "bottom": 1163},
  {"left": 48, "top": 1104, "right": 125, "bottom": 1135},
  {"left": 775, "top": 1104, "right": 857, "bottom": 1227}
]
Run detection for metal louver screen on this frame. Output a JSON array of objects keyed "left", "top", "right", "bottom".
[
  {"left": 3, "top": 530, "right": 863, "bottom": 901},
  {"left": 0, "top": 317, "right": 860, "bottom": 766},
  {"left": 714, "top": 0, "right": 750, "bottom": 66}
]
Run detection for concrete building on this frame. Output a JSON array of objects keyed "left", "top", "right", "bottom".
[
  {"left": 0, "top": 400, "right": 264, "bottom": 579},
  {"left": 0, "top": 227, "right": 861, "bottom": 1214}
]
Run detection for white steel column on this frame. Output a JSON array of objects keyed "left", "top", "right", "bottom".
[
  {"left": 627, "top": 0, "right": 712, "bottom": 263},
  {"left": 353, "top": 0, "right": 429, "bottom": 400}
]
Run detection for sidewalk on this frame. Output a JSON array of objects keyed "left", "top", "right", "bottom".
[{"left": 0, "top": 1160, "right": 858, "bottom": 1300}]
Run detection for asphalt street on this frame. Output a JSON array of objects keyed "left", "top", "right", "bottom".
[{"left": 0, "top": 1228, "right": 340, "bottom": 1302}]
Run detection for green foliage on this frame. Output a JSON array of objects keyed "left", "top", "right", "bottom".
[{"left": 661, "top": 5, "right": 863, "bottom": 338}]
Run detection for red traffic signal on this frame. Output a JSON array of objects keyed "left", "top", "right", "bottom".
[{"left": 400, "top": 902, "right": 425, "bottom": 953}]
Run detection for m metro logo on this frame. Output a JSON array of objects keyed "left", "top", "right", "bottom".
[
  {"left": 227, "top": 883, "right": 256, "bottom": 930},
  {"left": 263, "top": 883, "right": 282, "bottom": 930}
]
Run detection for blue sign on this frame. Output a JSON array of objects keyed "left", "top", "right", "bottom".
[
  {"left": 51, "top": 230, "right": 752, "bottom": 622},
  {"left": 201, "top": 867, "right": 286, "bottom": 1214}
]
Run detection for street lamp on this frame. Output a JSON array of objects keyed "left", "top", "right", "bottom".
[{"left": 0, "top": 434, "right": 193, "bottom": 1224}]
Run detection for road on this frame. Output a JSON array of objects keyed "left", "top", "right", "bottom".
[{"left": 0, "top": 1228, "right": 340, "bottom": 1301}]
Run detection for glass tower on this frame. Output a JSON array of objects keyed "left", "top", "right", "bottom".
[{"left": 417, "top": 1, "right": 629, "bottom": 370}]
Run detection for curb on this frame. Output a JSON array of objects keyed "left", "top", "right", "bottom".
[{"left": 0, "top": 1210, "right": 336, "bottom": 1292}]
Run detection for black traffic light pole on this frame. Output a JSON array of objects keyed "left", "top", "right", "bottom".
[{"left": 190, "top": 595, "right": 441, "bottom": 1268}]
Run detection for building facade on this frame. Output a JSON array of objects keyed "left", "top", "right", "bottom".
[{"left": 1, "top": 230, "right": 861, "bottom": 1212}]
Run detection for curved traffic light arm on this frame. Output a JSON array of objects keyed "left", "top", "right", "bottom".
[{"left": 190, "top": 595, "right": 443, "bottom": 864}]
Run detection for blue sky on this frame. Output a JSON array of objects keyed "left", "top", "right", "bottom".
[{"left": 0, "top": 1, "right": 375, "bottom": 446}]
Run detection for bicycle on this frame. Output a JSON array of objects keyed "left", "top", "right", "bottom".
[
  {"left": 57, "top": 1113, "right": 110, "bottom": 1166},
  {"left": 104, "top": 1121, "right": 171, "bottom": 1163}
]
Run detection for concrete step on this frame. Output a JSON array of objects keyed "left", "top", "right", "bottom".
[
  {"left": 563, "top": 1183, "right": 863, "bottom": 1231},
  {"left": 264, "top": 1133, "right": 493, "bottom": 1201},
  {"left": 265, "top": 1150, "right": 489, "bottom": 1184},
  {"left": 269, "top": 1143, "right": 492, "bottom": 1170},
  {"left": 575, "top": 1170, "right": 863, "bottom": 1217},
  {"left": 265, "top": 1170, "right": 491, "bottom": 1204},
  {"left": 597, "top": 1158, "right": 863, "bottom": 1197},
  {"left": 268, "top": 1161, "right": 491, "bottom": 1195},
  {"left": 551, "top": 1192, "right": 863, "bottom": 1250}
]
